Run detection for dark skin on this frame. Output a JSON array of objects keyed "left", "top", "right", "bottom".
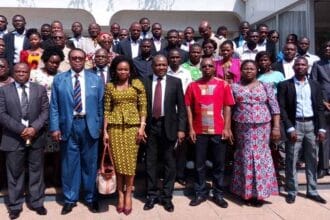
[
  {"left": 186, "top": 57, "right": 234, "bottom": 144},
  {"left": 189, "top": 46, "right": 202, "bottom": 65},
  {"left": 247, "top": 31, "right": 259, "bottom": 50},
  {"left": 140, "top": 40, "right": 152, "bottom": 58},
  {"left": 71, "top": 22, "right": 83, "bottom": 38},
  {"left": 241, "top": 61, "right": 281, "bottom": 141},
  {"left": 290, "top": 58, "right": 325, "bottom": 143},
  {"left": 283, "top": 43, "right": 297, "bottom": 62},
  {"left": 13, "top": 63, "right": 36, "bottom": 140},
  {"left": 0, "top": 58, "right": 9, "bottom": 81},
  {"left": 323, "top": 42, "right": 330, "bottom": 111},
  {"left": 168, "top": 50, "right": 181, "bottom": 72},
  {"left": 151, "top": 23, "right": 162, "bottom": 40},
  {"left": 12, "top": 15, "right": 26, "bottom": 34},
  {"left": 0, "top": 39, "right": 5, "bottom": 57}
]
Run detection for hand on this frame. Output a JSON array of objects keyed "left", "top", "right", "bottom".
[
  {"left": 323, "top": 101, "right": 330, "bottom": 111},
  {"left": 136, "top": 128, "right": 147, "bottom": 144},
  {"left": 271, "top": 128, "right": 281, "bottom": 141},
  {"left": 189, "top": 129, "right": 196, "bottom": 143},
  {"left": 222, "top": 128, "right": 234, "bottom": 145},
  {"left": 20, "top": 127, "right": 36, "bottom": 140},
  {"left": 177, "top": 131, "right": 185, "bottom": 144},
  {"left": 103, "top": 132, "right": 110, "bottom": 147},
  {"left": 289, "top": 131, "right": 297, "bottom": 143},
  {"left": 317, "top": 132, "right": 326, "bottom": 143},
  {"left": 51, "top": 131, "right": 62, "bottom": 142}
]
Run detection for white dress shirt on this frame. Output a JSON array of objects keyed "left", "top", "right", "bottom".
[
  {"left": 236, "top": 43, "right": 260, "bottom": 61},
  {"left": 72, "top": 70, "right": 86, "bottom": 115},
  {"left": 96, "top": 66, "right": 109, "bottom": 85},
  {"left": 130, "top": 38, "right": 140, "bottom": 59},
  {"left": 167, "top": 66, "right": 192, "bottom": 94},
  {"left": 283, "top": 59, "right": 296, "bottom": 79},
  {"left": 152, "top": 74, "right": 166, "bottom": 117},
  {"left": 13, "top": 30, "right": 26, "bottom": 64}
]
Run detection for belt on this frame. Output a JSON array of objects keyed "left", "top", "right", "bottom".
[
  {"left": 73, "top": 115, "right": 86, "bottom": 120},
  {"left": 151, "top": 116, "right": 164, "bottom": 123},
  {"left": 296, "top": 117, "right": 313, "bottom": 122}
]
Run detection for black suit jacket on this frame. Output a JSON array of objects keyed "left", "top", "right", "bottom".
[
  {"left": 88, "top": 66, "right": 112, "bottom": 84},
  {"left": 3, "top": 31, "right": 30, "bottom": 70},
  {"left": 150, "top": 38, "right": 167, "bottom": 56},
  {"left": 0, "top": 82, "right": 49, "bottom": 151},
  {"left": 272, "top": 61, "right": 285, "bottom": 77},
  {"left": 118, "top": 38, "right": 141, "bottom": 58},
  {"left": 143, "top": 74, "right": 187, "bottom": 141},
  {"left": 277, "top": 78, "right": 325, "bottom": 135},
  {"left": 310, "top": 59, "right": 330, "bottom": 102}
]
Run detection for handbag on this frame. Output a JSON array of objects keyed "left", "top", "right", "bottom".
[{"left": 96, "top": 143, "right": 117, "bottom": 194}]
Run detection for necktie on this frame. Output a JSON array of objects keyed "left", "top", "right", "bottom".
[
  {"left": 99, "top": 68, "right": 105, "bottom": 85},
  {"left": 20, "top": 84, "right": 29, "bottom": 120},
  {"left": 73, "top": 73, "right": 82, "bottom": 113},
  {"left": 152, "top": 77, "right": 162, "bottom": 118}
]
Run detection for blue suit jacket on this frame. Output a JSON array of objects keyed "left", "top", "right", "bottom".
[{"left": 49, "top": 70, "right": 104, "bottom": 141}]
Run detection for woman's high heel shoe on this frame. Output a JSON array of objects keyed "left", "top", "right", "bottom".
[
  {"left": 116, "top": 206, "right": 124, "bottom": 213},
  {"left": 123, "top": 208, "right": 132, "bottom": 215}
]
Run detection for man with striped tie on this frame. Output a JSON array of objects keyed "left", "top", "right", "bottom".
[{"left": 49, "top": 48, "right": 104, "bottom": 215}]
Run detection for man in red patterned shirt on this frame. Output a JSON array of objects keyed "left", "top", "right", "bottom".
[{"left": 185, "top": 57, "right": 235, "bottom": 208}]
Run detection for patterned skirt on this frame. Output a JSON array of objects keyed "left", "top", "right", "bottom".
[
  {"left": 230, "top": 122, "right": 278, "bottom": 200},
  {"left": 108, "top": 124, "right": 139, "bottom": 176}
]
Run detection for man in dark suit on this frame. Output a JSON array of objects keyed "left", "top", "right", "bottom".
[
  {"left": 143, "top": 55, "right": 187, "bottom": 212},
  {"left": 233, "top": 21, "right": 250, "bottom": 48},
  {"left": 278, "top": 57, "right": 327, "bottom": 204},
  {"left": 310, "top": 40, "right": 330, "bottom": 178},
  {"left": 89, "top": 48, "right": 111, "bottom": 85},
  {"left": 133, "top": 39, "right": 153, "bottom": 78},
  {"left": 118, "top": 22, "right": 142, "bottom": 59},
  {"left": 3, "top": 15, "right": 30, "bottom": 71},
  {"left": 49, "top": 48, "right": 104, "bottom": 215},
  {"left": 0, "top": 62, "right": 49, "bottom": 219},
  {"left": 272, "top": 42, "right": 297, "bottom": 79},
  {"left": 150, "top": 23, "right": 167, "bottom": 56},
  {"left": 257, "top": 23, "right": 276, "bottom": 62}
]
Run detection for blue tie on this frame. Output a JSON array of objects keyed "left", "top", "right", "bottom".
[{"left": 73, "top": 73, "right": 82, "bottom": 113}]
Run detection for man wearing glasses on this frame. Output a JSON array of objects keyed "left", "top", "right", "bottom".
[
  {"left": 49, "top": 48, "right": 104, "bottom": 215},
  {"left": 185, "top": 57, "right": 235, "bottom": 208}
]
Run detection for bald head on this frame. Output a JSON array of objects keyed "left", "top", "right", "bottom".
[{"left": 199, "top": 20, "right": 212, "bottom": 39}]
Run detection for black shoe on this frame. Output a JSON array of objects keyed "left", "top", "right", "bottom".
[
  {"left": 212, "top": 197, "right": 228, "bottom": 208},
  {"left": 61, "top": 203, "right": 76, "bottom": 215},
  {"left": 176, "top": 178, "right": 186, "bottom": 186},
  {"left": 162, "top": 200, "right": 174, "bottom": 212},
  {"left": 327, "top": 169, "right": 330, "bottom": 175},
  {"left": 32, "top": 206, "right": 47, "bottom": 215},
  {"left": 285, "top": 194, "right": 296, "bottom": 204},
  {"left": 9, "top": 209, "right": 22, "bottom": 220},
  {"left": 87, "top": 201, "right": 99, "bottom": 213},
  {"left": 306, "top": 194, "right": 327, "bottom": 204},
  {"left": 189, "top": 196, "right": 207, "bottom": 206},
  {"left": 317, "top": 169, "right": 327, "bottom": 179},
  {"left": 143, "top": 198, "right": 159, "bottom": 210}
]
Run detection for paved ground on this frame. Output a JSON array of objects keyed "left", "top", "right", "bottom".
[{"left": 0, "top": 170, "right": 329, "bottom": 219}]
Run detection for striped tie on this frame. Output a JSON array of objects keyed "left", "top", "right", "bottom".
[{"left": 73, "top": 73, "right": 82, "bottom": 113}]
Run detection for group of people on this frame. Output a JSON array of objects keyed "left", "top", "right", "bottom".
[{"left": 0, "top": 13, "right": 329, "bottom": 219}]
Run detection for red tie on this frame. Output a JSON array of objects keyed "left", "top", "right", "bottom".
[{"left": 152, "top": 77, "right": 162, "bottom": 118}]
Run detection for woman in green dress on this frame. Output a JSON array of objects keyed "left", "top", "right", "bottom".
[{"left": 103, "top": 55, "right": 147, "bottom": 215}]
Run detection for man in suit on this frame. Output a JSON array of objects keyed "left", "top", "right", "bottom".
[
  {"left": 90, "top": 48, "right": 111, "bottom": 85},
  {"left": 0, "top": 62, "right": 49, "bottom": 219},
  {"left": 0, "top": 15, "right": 8, "bottom": 38},
  {"left": 139, "top": 17, "right": 153, "bottom": 40},
  {"left": 310, "top": 40, "right": 330, "bottom": 178},
  {"left": 233, "top": 21, "right": 250, "bottom": 48},
  {"left": 3, "top": 15, "right": 30, "bottom": 71},
  {"left": 257, "top": 23, "right": 276, "bottom": 62},
  {"left": 150, "top": 23, "right": 167, "bottom": 56},
  {"left": 118, "top": 22, "right": 142, "bottom": 59},
  {"left": 278, "top": 57, "right": 327, "bottom": 204},
  {"left": 143, "top": 55, "right": 187, "bottom": 212},
  {"left": 180, "top": 26, "right": 196, "bottom": 52},
  {"left": 49, "top": 48, "right": 104, "bottom": 215},
  {"left": 272, "top": 42, "right": 297, "bottom": 79}
]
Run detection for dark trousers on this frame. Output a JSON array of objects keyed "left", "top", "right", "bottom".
[
  {"left": 194, "top": 134, "right": 226, "bottom": 198},
  {"left": 318, "top": 113, "right": 330, "bottom": 170},
  {"left": 146, "top": 118, "right": 176, "bottom": 202},
  {"left": 60, "top": 118, "right": 98, "bottom": 204},
  {"left": 176, "top": 139, "right": 188, "bottom": 179},
  {"left": 6, "top": 147, "right": 45, "bottom": 211}
]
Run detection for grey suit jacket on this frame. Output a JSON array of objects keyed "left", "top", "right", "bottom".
[
  {"left": 0, "top": 82, "right": 49, "bottom": 151},
  {"left": 310, "top": 59, "right": 330, "bottom": 102}
]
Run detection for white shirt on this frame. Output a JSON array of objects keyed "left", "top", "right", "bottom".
[
  {"left": 167, "top": 66, "right": 192, "bottom": 94},
  {"left": 152, "top": 74, "right": 166, "bottom": 117},
  {"left": 70, "top": 36, "right": 86, "bottom": 49},
  {"left": 237, "top": 43, "right": 259, "bottom": 61},
  {"left": 15, "top": 81, "right": 30, "bottom": 126},
  {"left": 80, "top": 37, "right": 101, "bottom": 57},
  {"left": 180, "top": 40, "right": 196, "bottom": 52},
  {"left": 152, "top": 37, "right": 162, "bottom": 52},
  {"left": 13, "top": 30, "right": 26, "bottom": 64},
  {"left": 130, "top": 38, "right": 140, "bottom": 59},
  {"left": 0, "top": 29, "right": 8, "bottom": 38},
  {"left": 299, "top": 52, "right": 320, "bottom": 74},
  {"left": 72, "top": 70, "right": 86, "bottom": 115},
  {"left": 283, "top": 59, "right": 296, "bottom": 79}
]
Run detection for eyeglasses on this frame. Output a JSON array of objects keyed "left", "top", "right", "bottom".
[
  {"left": 201, "top": 64, "right": 214, "bottom": 68},
  {"left": 70, "top": 56, "right": 85, "bottom": 61}
]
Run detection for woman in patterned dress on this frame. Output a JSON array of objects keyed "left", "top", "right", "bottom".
[
  {"left": 230, "top": 60, "right": 281, "bottom": 206},
  {"left": 103, "top": 55, "right": 147, "bottom": 215}
]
